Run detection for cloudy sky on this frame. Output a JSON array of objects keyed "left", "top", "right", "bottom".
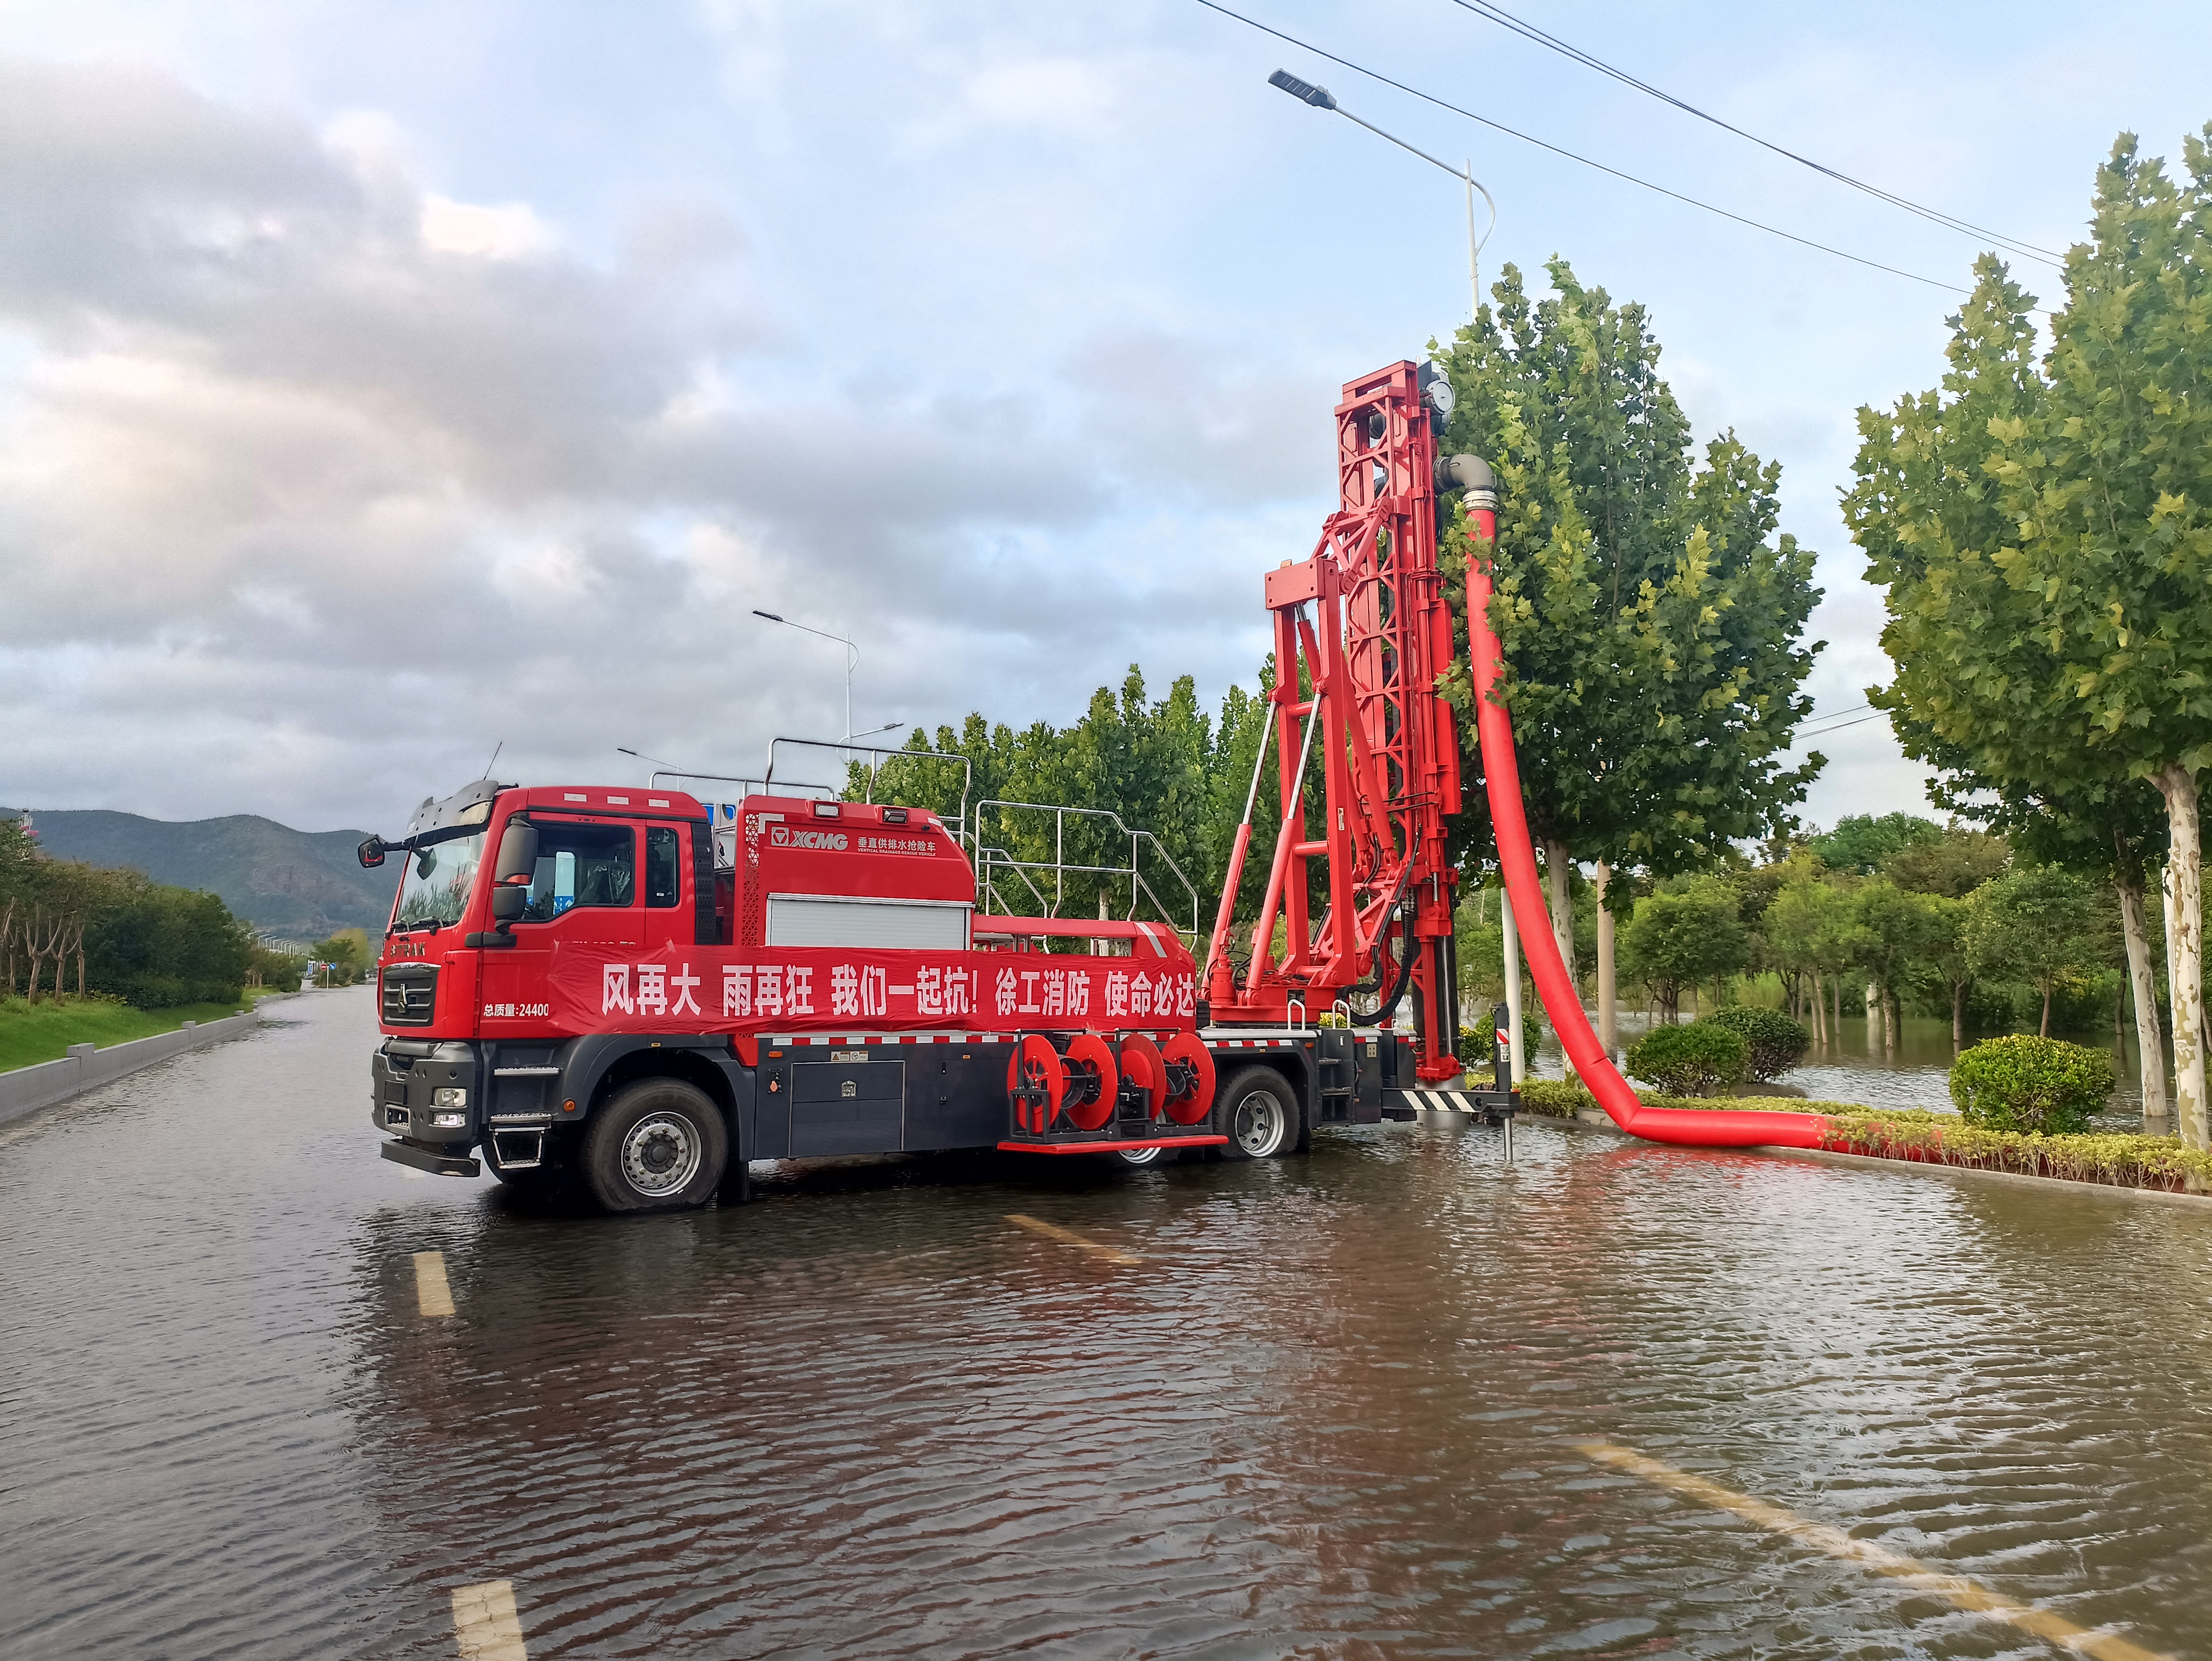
[{"left": 2, "top": 1, "right": 2207, "bottom": 836}]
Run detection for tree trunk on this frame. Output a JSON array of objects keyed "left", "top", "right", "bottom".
[
  {"left": 1952, "top": 981, "right": 1966, "bottom": 1052},
  {"left": 1865, "top": 983, "right": 1881, "bottom": 1050},
  {"left": 1542, "top": 839, "right": 1576, "bottom": 987},
  {"left": 1810, "top": 969, "right": 1826, "bottom": 1046},
  {"left": 2155, "top": 765, "right": 2205, "bottom": 1152},
  {"left": 1833, "top": 975, "right": 1843, "bottom": 1043},
  {"left": 2039, "top": 983, "right": 2052, "bottom": 1037},
  {"left": 1884, "top": 988, "right": 1901, "bottom": 1060},
  {"left": 1595, "top": 863, "right": 1616, "bottom": 1055},
  {"left": 2117, "top": 876, "right": 2168, "bottom": 1120}
]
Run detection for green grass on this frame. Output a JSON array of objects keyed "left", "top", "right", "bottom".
[
  {"left": 1515, "top": 1076, "right": 2212, "bottom": 1193},
  {"left": 0, "top": 994, "right": 264, "bottom": 1074}
]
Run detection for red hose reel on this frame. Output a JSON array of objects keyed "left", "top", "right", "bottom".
[{"left": 1006, "top": 1029, "right": 1217, "bottom": 1135}]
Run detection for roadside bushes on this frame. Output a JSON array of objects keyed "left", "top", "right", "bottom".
[
  {"left": 1949, "top": 1034, "right": 2114, "bottom": 1135},
  {"left": 1709, "top": 1006, "right": 1810, "bottom": 1084},
  {"left": 1624, "top": 1020, "right": 1747, "bottom": 1096}
]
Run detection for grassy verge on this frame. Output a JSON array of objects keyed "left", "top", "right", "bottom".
[
  {"left": 0, "top": 994, "right": 265, "bottom": 1074},
  {"left": 1515, "top": 1077, "right": 2212, "bottom": 1194}
]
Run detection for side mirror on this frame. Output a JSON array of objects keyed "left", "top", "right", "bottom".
[
  {"left": 493, "top": 820, "right": 539, "bottom": 886},
  {"left": 490, "top": 886, "right": 528, "bottom": 922},
  {"left": 357, "top": 836, "right": 386, "bottom": 870}
]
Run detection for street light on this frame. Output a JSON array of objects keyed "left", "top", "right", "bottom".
[
  {"left": 752, "top": 609, "right": 861, "bottom": 743},
  {"left": 1269, "top": 69, "right": 1496, "bottom": 319}
]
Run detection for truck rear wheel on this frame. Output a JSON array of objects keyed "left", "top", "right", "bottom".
[
  {"left": 583, "top": 1078, "right": 728, "bottom": 1213},
  {"left": 1217, "top": 1066, "right": 1297, "bottom": 1160}
]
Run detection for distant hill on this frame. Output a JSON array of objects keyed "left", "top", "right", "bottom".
[{"left": 7, "top": 808, "right": 392, "bottom": 940}]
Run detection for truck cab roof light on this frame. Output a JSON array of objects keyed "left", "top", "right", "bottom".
[
  {"left": 813, "top": 802, "right": 841, "bottom": 819},
  {"left": 881, "top": 807, "right": 909, "bottom": 825}
]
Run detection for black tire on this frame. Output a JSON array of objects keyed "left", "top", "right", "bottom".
[
  {"left": 1217, "top": 1066, "right": 1299, "bottom": 1160},
  {"left": 582, "top": 1078, "right": 729, "bottom": 1213}
]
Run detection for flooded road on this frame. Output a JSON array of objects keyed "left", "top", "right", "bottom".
[{"left": 4, "top": 990, "right": 2211, "bottom": 1659}]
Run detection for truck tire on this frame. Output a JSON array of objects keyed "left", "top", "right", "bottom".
[
  {"left": 582, "top": 1078, "right": 728, "bottom": 1213},
  {"left": 1217, "top": 1066, "right": 1298, "bottom": 1160}
]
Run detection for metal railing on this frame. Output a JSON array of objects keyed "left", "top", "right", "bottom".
[
  {"left": 964, "top": 799, "right": 1201, "bottom": 943},
  {"left": 763, "top": 737, "right": 973, "bottom": 841}
]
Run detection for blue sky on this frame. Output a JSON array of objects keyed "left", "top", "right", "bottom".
[{"left": 2, "top": 1, "right": 2207, "bottom": 835}]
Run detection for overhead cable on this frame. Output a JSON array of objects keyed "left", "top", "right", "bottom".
[
  {"left": 1195, "top": 0, "right": 1975, "bottom": 299},
  {"left": 1440, "top": 0, "right": 2065, "bottom": 268}
]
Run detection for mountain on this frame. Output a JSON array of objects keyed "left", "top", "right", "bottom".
[{"left": 8, "top": 808, "right": 393, "bottom": 941}]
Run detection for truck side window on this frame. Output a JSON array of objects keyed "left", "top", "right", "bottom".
[
  {"left": 521, "top": 824, "right": 634, "bottom": 920},
  {"left": 645, "top": 825, "right": 681, "bottom": 909}
]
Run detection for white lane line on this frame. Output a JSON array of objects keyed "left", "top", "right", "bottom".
[
  {"left": 1578, "top": 1441, "right": 2171, "bottom": 1661},
  {"left": 412, "top": 1250, "right": 456, "bottom": 1318},
  {"left": 451, "top": 1579, "right": 527, "bottom": 1660},
  {"left": 1005, "top": 1213, "right": 1144, "bottom": 1267}
]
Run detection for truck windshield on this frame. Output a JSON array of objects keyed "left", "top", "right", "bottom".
[{"left": 393, "top": 831, "right": 486, "bottom": 929}]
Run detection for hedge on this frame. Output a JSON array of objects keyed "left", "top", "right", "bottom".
[{"left": 1512, "top": 1078, "right": 2212, "bottom": 1194}]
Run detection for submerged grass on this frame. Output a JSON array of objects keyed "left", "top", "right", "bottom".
[{"left": 1514, "top": 1077, "right": 2212, "bottom": 1194}]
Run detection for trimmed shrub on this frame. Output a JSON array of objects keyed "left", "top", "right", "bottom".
[
  {"left": 1949, "top": 1034, "right": 2114, "bottom": 1135},
  {"left": 1624, "top": 1020, "right": 1748, "bottom": 1097},
  {"left": 1709, "top": 1006, "right": 1811, "bottom": 1083}
]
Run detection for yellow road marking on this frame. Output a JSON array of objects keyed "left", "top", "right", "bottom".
[
  {"left": 451, "top": 1579, "right": 527, "bottom": 1660},
  {"left": 1577, "top": 1442, "right": 2170, "bottom": 1661},
  {"left": 412, "top": 1250, "right": 455, "bottom": 1318},
  {"left": 1005, "top": 1213, "right": 1144, "bottom": 1267}
]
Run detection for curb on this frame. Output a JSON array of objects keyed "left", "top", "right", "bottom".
[{"left": 0, "top": 1004, "right": 268, "bottom": 1129}]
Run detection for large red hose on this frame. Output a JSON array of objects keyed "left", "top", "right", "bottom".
[{"left": 1465, "top": 502, "right": 1825, "bottom": 1150}]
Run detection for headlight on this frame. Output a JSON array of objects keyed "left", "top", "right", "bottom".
[{"left": 433, "top": 1087, "right": 468, "bottom": 1108}]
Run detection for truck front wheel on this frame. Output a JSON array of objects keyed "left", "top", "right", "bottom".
[
  {"left": 583, "top": 1078, "right": 729, "bottom": 1213},
  {"left": 1217, "top": 1066, "right": 1297, "bottom": 1160}
]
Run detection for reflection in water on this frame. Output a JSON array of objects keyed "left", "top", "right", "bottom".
[{"left": 1, "top": 991, "right": 2208, "bottom": 1658}]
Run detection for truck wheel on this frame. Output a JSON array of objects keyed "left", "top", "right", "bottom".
[
  {"left": 583, "top": 1078, "right": 728, "bottom": 1213},
  {"left": 1217, "top": 1066, "right": 1297, "bottom": 1160},
  {"left": 1111, "top": 1145, "right": 1165, "bottom": 1168}
]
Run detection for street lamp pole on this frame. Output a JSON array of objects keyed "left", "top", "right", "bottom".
[
  {"left": 1268, "top": 70, "right": 1496, "bottom": 319},
  {"left": 752, "top": 610, "right": 859, "bottom": 744}
]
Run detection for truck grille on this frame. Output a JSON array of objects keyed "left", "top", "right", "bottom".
[{"left": 381, "top": 966, "right": 437, "bottom": 1026}]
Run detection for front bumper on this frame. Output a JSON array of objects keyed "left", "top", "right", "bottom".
[{"left": 371, "top": 1040, "right": 482, "bottom": 1146}]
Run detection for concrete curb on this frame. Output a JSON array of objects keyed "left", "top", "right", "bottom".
[
  {"left": 1521, "top": 1106, "right": 2212, "bottom": 1212},
  {"left": 0, "top": 1004, "right": 268, "bottom": 1129}
]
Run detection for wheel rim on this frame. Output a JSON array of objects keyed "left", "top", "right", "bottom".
[
  {"left": 1116, "top": 1145, "right": 1164, "bottom": 1167},
  {"left": 620, "top": 1110, "right": 701, "bottom": 1196},
  {"left": 1233, "top": 1089, "right": 1284, "bottom": 1156}
]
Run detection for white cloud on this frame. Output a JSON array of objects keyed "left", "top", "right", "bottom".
[{"left": 419, "top": 194, "right": 556, "bottom": 259}]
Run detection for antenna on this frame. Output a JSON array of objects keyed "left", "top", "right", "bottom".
[{"left": 483, "top": 739, "right": 504, "bottom": 780}]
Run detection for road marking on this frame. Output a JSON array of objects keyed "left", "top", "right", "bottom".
[
  {"left": 1004, "top": 1213, "right": 1144, "bottom": 1267},
  {"left": 412, "top": 1251, "right": 455, "bottom": 1318},
  {"left": 451, "top": 1579, "right": 527, "bottom": 1660},
  {"left": 1577, "top": 1441, "right": 2171, "bottom": 1661}
]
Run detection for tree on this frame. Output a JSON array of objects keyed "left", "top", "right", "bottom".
[
  {"left": 1846, "top": 127, "right": 2212, "bottom": 1146},
  {"left": 1885, "top": 824, "right": 2010, "bottom": 897},
  {"left": 1809, "top": 813, "right": 1941, "bottom": 875},
  {"left": 1431, "top": 258, "right": 1823, "bottom": 1000},
  {"left": 1761, "top": 874, "right": 1863, "bottom": 1046},
  {"left": 1849, "top": 879, "right": 1947, "bottom": 1057},
  {"left": 1964, "top": 867, "right": 2107, "bottom": 1037},
  {"left": 1618, "top": 875, "right": 1747, "bottom": 1023},
  {"left": 1916, "top": 893, "right": 1977, "bottom": 1052}
]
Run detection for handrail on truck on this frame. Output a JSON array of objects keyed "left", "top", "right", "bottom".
[{"left": 965, "top": 799, "right": 1202, "bottom": 943}]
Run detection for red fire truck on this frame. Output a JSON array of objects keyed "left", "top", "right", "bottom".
[{"left": 366, "top": 358, "right": 1521, "bottom": 1212}]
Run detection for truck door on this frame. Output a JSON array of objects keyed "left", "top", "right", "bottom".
[{"left": 479, "top": 815, "right": 641, "bottom": 1030}]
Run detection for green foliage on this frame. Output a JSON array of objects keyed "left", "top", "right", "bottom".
[
  {"left": 1708, "top": 1005, "right": 1810, "bottom": 1082},
  {"left": 1810, "top": 813, "right": 1940, "bottom": 875},
  {"left": 1617, "top": 875, "right": 1747, "bottom": 1019},
  {"left": 1624, "top": 1019, "right": 1748, "bottom": 1096},
  {"left": 1850, "top": 878, "right": 1948, "bottom": 1006},
  {"left": 1761, "top": 874, "right": 1864, "bottom": 986},
  {"left": 1429, "top": 258, "right": 1823, "bottom": 877},
  {"left": 248, "top": 944, "right": 306, "bottom": 993},
  {"left": 1884, "top": 825, "right": 2010, "bottom": 897},
  {"left": 1963, "top": 866, "right": 2108, "bottom": 1032},
  {"left": 308, "top": 929, "right": 373, "bottom": 988},
  {"left": 1950, "top": 1033, "right": 2116, "bottom": 1134}
]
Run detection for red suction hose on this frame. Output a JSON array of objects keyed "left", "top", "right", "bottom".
[{"left": 1461, "top": 472, "right": 1825, "bottom": 1151}]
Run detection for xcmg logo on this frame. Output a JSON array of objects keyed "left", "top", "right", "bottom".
[{"left": 770, "top": 825, "right": 848, "bottom": 851}]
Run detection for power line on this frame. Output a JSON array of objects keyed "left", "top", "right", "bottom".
[
  {"left": 1792, "top": 710, "right": 1891, "bottom": 742},
  {"left": 1441, "top": 0, "right": 2065, "bottom": 268},
  {"left": 1194, "top": 0, "right": 1976, "bottom": 299}
]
